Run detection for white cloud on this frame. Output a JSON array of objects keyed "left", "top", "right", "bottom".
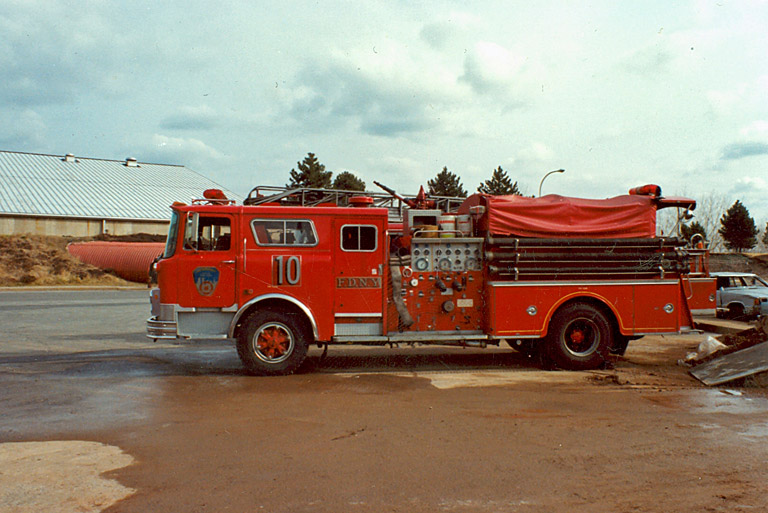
[
  {"left": 419, "top": 11, "right": 481, "bottom": 50},
  {"left": 135, "top": 134, "right": 226, "bottom": 173},
  {"left": 707, "top": 89, "right": 744, "bottom": 117},
  {"left": 740, "top": 120, "right": 768, "bottom": 137},
  {"left": 728, "top": 176, "right": 768, "bottom": 220},
  {"left": 460, "top": 41, "right": 526, "bottom": 94},
  {"left": 160, "top": 105, "right": 219, "bottom": 131},
  {"left": 732, "top": 176, "right": 767, "bottom": 192},
  {"left": 513, "top": 143, "right": 555, "bottom": 164},
  {"left": 620, "top": 37, "right": 673, "bottom": 75}
]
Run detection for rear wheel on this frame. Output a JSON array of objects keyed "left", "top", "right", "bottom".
[
  {"left": 236, "top": 310, "right": 310, "bottom": 376},
  {"left": 545, "top": 303, "right": 613, "bottom": 370}
]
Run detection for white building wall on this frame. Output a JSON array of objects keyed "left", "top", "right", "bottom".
[{"left": 0, "top": 215, "right": 169, "bottom": 237}]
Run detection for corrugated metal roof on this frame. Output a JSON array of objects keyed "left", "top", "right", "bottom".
[{"left": 0, "top": 150, "right": 242, "bottom": 221}]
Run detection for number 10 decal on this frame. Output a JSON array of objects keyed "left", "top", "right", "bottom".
[{"left": 274, "top": 255, "right": 301, "bottom": 285}]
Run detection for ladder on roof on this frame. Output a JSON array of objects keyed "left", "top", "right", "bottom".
[{"left": 243, "top": 185, "right": 466, "bottom": 217}]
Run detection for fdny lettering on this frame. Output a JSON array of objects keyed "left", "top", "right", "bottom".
[
  {"left": 336, "top": 276, "right": 382, "bottom": 289},
  {"left": 193, "top": 267, "right": 220, "bottom": 296}
]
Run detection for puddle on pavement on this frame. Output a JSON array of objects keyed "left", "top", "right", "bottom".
[
  {"left": 689, "top": 388, "right": 768, "bottom": 415},
  {"left": 405, "top": 370, "right": 589, "bottom": 389},
  {"left": 686, "top": 389, "right": 768, "bottom": 443}
]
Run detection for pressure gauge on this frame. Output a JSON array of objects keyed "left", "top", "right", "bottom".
[{"left": 438, "top": 258, "right": 452, "bottom": 271}]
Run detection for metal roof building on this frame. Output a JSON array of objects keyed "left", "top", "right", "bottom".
[{"left": 0, "top": 150, "right": 241, "bottom": 236}]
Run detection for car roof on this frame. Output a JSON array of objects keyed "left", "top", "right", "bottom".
[{"left": 710, "top": 271, "right": 759, "bottom": 278}]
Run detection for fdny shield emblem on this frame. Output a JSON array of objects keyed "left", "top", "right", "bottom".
[{"left": 193, "top": 267, "right": 220, "bottom": 296}]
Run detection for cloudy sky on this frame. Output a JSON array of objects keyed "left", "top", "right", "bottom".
[{"left": 2, "top": 0, "right": 767, "bottom": 223}]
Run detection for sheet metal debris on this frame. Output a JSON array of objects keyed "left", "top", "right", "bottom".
[{"left": 690, "top": 341, "right": 768, "bottom": 386}]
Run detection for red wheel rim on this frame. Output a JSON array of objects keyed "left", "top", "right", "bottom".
[
  {"left": 252, "top": 322, "right": 294, "bottom": 363},
  {"left": 562, "top": 318, "right": 600, "bottom": 357}
]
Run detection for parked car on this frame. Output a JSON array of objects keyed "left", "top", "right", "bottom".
[{"left": 712, "top": 271, "right": 768, "bottom": 319}]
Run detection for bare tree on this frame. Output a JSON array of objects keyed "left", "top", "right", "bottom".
[
  {"left": 656, "top": 190, "right": 729, "bottom": 251},
  {"left": 758, "top": 219, "right": 768, "bottom": 252},
  {"left": 694, "top": 191, "right": 731, "bottom": 251}
]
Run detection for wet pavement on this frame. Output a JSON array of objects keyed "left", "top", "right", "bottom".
[{"left": 2, "top": 289, "right": 768, "bottom": 512}]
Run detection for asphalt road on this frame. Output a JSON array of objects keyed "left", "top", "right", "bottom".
[{"left": 1, "top": 289, "right": 768, "bottom": 512}]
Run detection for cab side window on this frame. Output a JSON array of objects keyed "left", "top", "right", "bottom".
[
  {"left": 341, "top": 225, "right": 377, "bottom": 252},
  {"left": 251, "top": 219, "right": 317, "bottom": 246},
  {"left": 184, "top": 216, "right": 231, "bottom": 251}
]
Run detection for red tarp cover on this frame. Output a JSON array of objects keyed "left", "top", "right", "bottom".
[{"left": 459, "top": 193, "right": 659, "bottom": 238}]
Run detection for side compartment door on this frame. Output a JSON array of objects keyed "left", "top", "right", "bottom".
[{"left": 333, "top": 219, "right": 386, "bottom": 336}]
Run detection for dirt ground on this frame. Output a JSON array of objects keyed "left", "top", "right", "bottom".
[
  {"left": 0, "top": 235, "right": 132, "bottom": 287},
  {"left": 709, "top": 252, "right": 768, "bottom": 277},
  {"left": 91, "top": 342, "right": 768, "bottom": 512}
]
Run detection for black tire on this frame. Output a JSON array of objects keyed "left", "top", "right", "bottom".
[
  {"left": 726, "top": 303, "right": 745, "bottom": 320},
  {"left": 236, "top": 310, "right": 310, "bottom": 376},
  {"left": 545, "top": 303, "right": 613, "bottom": 370}
]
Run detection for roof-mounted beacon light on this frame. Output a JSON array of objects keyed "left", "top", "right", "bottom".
[
  {"left": 125, "top": 157, "right": 139, "bottom": 167},
  {"left": 628, "top": 184, "right": 662, "bottom": 197},
  {"left": 350, "top": 196, "right": 374, "bottom": 208},
  {"left": 203, "top": 189, "right": 228, "bottom": 201}
]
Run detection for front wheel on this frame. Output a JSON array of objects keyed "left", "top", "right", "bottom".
[
  {"left": 726, "top": 303, "right": 745, "bottom": 320},
  {"left": 545, "top": 303, "right": 613, "bottom": 370},
  {"left": 236, "top": 310, "right": 310, "bottom": 376}
]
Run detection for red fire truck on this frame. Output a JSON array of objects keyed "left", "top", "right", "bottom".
[{"left": 147, "top": 183, "right": 715, "bottom": 375}]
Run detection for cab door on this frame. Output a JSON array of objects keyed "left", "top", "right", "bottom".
[
  {"left": 177, "top": 212, "right": 237, "bottom": 308},
  {"left": 333, "top": 218, "right": 386, "bottom": 335}
]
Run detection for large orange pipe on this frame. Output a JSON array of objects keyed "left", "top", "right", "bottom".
[{"left": 67, "top": 242, "right": 165, "bottom": 283}]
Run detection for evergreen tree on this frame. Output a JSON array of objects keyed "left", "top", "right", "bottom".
[
  {"left": 681, "top": 220, "right": 707, "bottom": 242},
  {"left": 718, "top": 200, "right": 757, "bottom": 252},
  {"left": 332, "top": 171, "right": 366, "bottom": 191},
  {"left": 477, "top": 166, "right": 520, "bottom": 195},
  {"left": 287, "top": 152, "right": 332, "bottom": 189},
  {"left": 427, "top": 167, "right": 467, "bottom": 197}
]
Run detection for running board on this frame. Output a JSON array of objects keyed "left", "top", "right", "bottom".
[{"left": 332, "top": 331, "right": 488, "bottom": 345}]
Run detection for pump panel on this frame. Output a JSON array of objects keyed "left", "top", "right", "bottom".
[{"left": 410, "top": 237, "right": 483, "bottom": 273}]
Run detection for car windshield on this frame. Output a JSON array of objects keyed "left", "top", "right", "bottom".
[{"left": 744, "top": 275, "right": 768, "bottom": 288}]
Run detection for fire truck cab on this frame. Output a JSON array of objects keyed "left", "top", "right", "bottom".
[{"left": 148, "top": 184, "right": 715, "bottom": 375}]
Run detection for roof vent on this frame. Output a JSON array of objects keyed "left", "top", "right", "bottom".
[
  {"left": 63, "top": 153, "right": 76, "bottom": 163},
  {"left": 125, "top": 157, "right": 139, "bottom": 167}
]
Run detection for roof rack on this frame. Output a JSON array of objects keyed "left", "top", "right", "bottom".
[{"left": 243, "top": 185, "right": 466, "bottom": 215}]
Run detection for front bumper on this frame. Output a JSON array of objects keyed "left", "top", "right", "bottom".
[
  {"left": 147, "top": 288, "right": 178, "bottom": 340},
  {"left": 147, "top": 316, "right": 178, "bottom": 339}
]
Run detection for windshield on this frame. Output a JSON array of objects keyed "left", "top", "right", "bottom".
[{"left": 163, "top": 211, "right": 181, "bottom": 258}]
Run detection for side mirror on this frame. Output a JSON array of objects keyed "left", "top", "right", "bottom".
[{"left": 184, "top": 212, "right": 199, "bottom": 251}]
